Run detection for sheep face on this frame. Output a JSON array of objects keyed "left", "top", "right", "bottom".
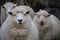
[
  {"left": 8, "top": 8, "right": 30, "bottom": 24},
  {"left": 34, "top": 10, "right": 50, "bottom": 26},
  {"left": 3, "top": 2, "right": 17, "bottom": 14}
]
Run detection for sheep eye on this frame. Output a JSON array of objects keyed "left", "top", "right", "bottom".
[
  {"left": 24, "top": 11, "right": 30, "bottom": 16},
  {"left": 45, "top": 15, "right": 50, "bottom": 17},
  {"left": 26, "top": 11, "right": 30, "bottom": 14},
  {"left": 13, "top": 6, "right": 16, "bottom": 8},
  {"left": 8, "top": 12, "right": 16, "bottom": 16}
]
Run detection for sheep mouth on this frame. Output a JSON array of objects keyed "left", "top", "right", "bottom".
[
  {"left": 19, "top": 22, "right": 23, "bottom": 24},
  {"left": 40, "top": 23, "right": 44, "bottom": 26}
]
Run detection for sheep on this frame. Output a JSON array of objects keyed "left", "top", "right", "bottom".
[
  {"left": 1, "top": 2, "right": 17, "bottom": 24},
  {"left": 1, "top": 6, "right": 39, "bottom": 40},
  {"left": 33, "top": 9, "right": 60, "bottom": 40},
  {"left": 2, "top": 2, "right": 17, "bottom": 15}
]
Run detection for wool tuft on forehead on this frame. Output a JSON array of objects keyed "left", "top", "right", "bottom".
[{"left": 37, "top": 9, "right": 49, "bottom": 15}]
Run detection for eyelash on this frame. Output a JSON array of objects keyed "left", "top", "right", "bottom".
[{"left": 24, "top": 12, "right": 29, "bottom": 16}]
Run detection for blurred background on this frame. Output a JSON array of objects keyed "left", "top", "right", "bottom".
[
  {"left": 0, "top": 0, "right": 60, "bottom": 20},
  {"left": 0, "top": 0, "right": 60, "bottom": 40}
]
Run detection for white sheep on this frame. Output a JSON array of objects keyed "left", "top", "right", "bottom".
[
  {"left": 33, "top": 9, "right": 60, "bottom": 40},
  {"left": 1, "top": 6, "right": 38, "bottom": 40},
  {"left": 1, "top": 2, "right": 17, "bottom": 24}
]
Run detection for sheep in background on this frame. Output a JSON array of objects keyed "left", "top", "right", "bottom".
[
  {"left": 1, "top": 2, "right": 17, "bottom": 24},
  {"left": 33, "top": 9, "right": 60, "bottom": 40}
]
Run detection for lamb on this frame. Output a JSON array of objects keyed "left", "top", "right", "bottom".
[
  {"left": 33, "top": 9, "right": 60, "bottom": 40},
  {"left": 1, "top": 6, "right": 38, "bottom": 40},
  {"left": 1, "top": 2, "right": 17, "bottom": 24}
]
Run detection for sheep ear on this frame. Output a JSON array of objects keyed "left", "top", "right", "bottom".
[
  {"left": 8, "top": 12, "right": 12, "bottom": 15},
  {"left": 26, "top": 11, "right": 30, "bottom": 14}
]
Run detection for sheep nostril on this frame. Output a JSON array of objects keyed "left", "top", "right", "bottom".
[{"left": 18, "top": 20, "right": 22, "bottom": 22}]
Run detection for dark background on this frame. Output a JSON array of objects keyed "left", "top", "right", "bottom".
[{"left": 0, "top": 0, "right": 60, "bottom": 20}]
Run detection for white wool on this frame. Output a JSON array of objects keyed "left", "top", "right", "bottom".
[
  {"left": 1, "top": 6, "right": 38, "bottom": 40},
  {"left": 33, "top": 9, "right": 60, "bottom": 40},
  {"left": 50, "top": 15, "right": 60, "bottom": 37},
  {"left": 1, "top": 6, "right": 6, "bottom": 24},
  {"left": 1, "top": 2, "right": 17, "bottom": 24}
]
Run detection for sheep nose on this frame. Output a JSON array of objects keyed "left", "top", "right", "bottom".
[
  {"left": 40, "top": 21, "right": 44, "bottom": 25},
  {"left": 18, "top": 19, "right": 23, "bottom": 24},
  {"left": 18, "top": 20, "right": 22, "bottom": 22}
]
